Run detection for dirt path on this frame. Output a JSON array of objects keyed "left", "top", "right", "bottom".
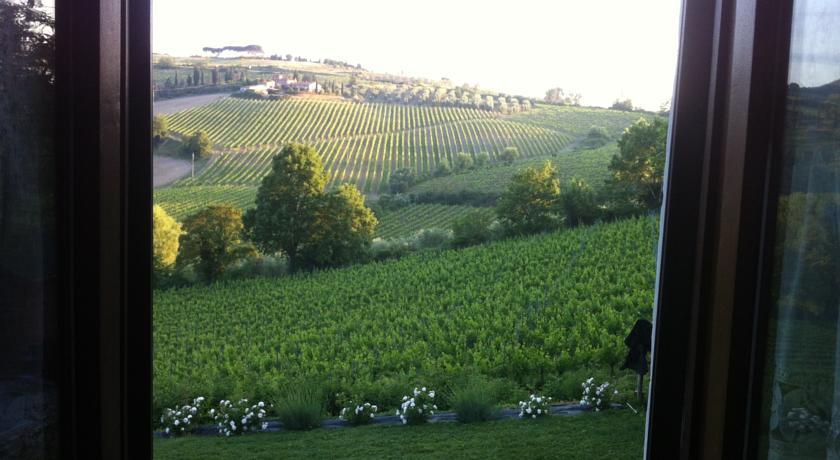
[
  {"left": 154, "top": 155, "right": 192, "bottom": 187},
  {"left": 154, "top": 93, "right": 229, "bottom": 115}
]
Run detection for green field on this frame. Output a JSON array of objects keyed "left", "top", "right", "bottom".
[
  {"left": 154, "top": 411, "right": 644, "bottom": 460},
  {"left": 154, "top": 186, "right": 257, "bottom": 221},
  {"left": 374, "top": 204, "right": 494, "bottom": 239},
  {"left": 153, "top": 216, "right": 658, "bottom": 414},
  {"left": 163, "top": 98, "right": 640, "bottom": 194},
  {"left": 412, "top": 144, "right": 618, "bottom": 197}
]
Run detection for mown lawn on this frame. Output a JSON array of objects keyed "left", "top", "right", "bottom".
[{"left": 154, "top": 411, "right": 644, "bottom": 459}]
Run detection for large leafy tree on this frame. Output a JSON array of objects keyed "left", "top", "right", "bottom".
[
  {"left": 182, "top": 130, "right": 212, "bottom": 158},
  {"left": 561, "top": 177, "right": 599, "bottom": 227},
  {"left": 178, "top": 205, "right": 254, "bottom": 282},
  {"left": 607, "top": 117, "right": 668, "bottom": 211},
  {"left": 244, "top": 143, "right": 328, "bottom": 272},
  {"left": 152, "top": 205, "right": 181, "bottom": 272},
  {"left": 496, "top": 161, "right": 561, "bottom": 235},
  {"left": 153, "top": 114, "right": 169, "bottom": 145},
  {"left": 300, "top": 184, "right": 378, "bottom": 269}
]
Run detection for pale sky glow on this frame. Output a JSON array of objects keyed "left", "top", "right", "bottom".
[{"left": 154, "top": 0, "right": 682, "bottom": 110}]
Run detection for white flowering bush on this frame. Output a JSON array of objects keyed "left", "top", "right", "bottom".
[
  {"left": 339, "top": 400, "right": 378, "bottom": 426},
  {"left": 211, "top": 398, "right": 270, "bottom": 436},
  {"left": 580, "top": 377, "right": 618, "bottom": 411},
  {"left": 159, "top": 396, "right": 206, "bottom": 436},
  {"left": 518, "top": 394, "right": 552, "bottom": 419},
  {"left": 781, "top": 407, "right": 829, "bottom": 434},
  {"left": 395, "top": 387, "right": 437, "bottom": 425}
]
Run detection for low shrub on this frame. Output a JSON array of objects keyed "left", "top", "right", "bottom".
[
  {"left": 274, "top": 388, "right": 323, "bottom": 431},
  {"left": 448, "top": 378, "right": 499, "bottom": 423},
  {"left": 451, "top": 210, "right": 494, "bottom": 247},
  {"left": 580, "top": 377, "right": 618, "bottom": 411},
  {"left": 159, "top": 396, "right": 207, "bottom": 436},
  {"left": 518, "top": 393, "right": 552, "bottom": 419},
  {"left": 338, "top": 398, "right": 378, "bottom": 426},
  {"left": 412, "top": 228, "right": 453, "bottom": 251},
  {"left": 395, "top": 386, "right": 437, "bottom": 425},
  {"left": 211, "top": 398, "right": 270, "bottom": 436}
]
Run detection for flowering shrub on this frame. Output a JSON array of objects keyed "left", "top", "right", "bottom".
[
  {"left": 395, "top": 387, "right": 437, "bottom": 425},
  {"left": 518, "top": 394, "right": 552, "bottom": 419},
  {"left": 159, "top": 396, "right": 206, "bottom": 436},
  {"left": 211, "top": 398, "right": 269, "bottom": 436},
  {"left": 781, "top": 407, "right": 829, "bottom": 434},
  {"left": 580, "top": 377, "right": 618, "bottom": 411},
  {"left": 339, "top": 400, "right": 378, "bottom": 426}
]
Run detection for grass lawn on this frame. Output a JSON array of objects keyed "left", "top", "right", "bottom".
[{"left": 154, "top": 411, "right": 644, "bottom": 459}]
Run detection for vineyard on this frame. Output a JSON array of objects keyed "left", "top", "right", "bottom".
[
  {"left": 154, "top": 186, "right": 257, "bottom": 221},
  {"left": 374, "top": 204, "right": 495, "bottom": 239},
  {"left": 163, "top": 97, "right": 639, "bottom": 193},
  {"left": 412, "top": 144, "right": 619, "bottom": 197},
  {"left": 153, "top": 216, "right": 659, "bottom": 414}
]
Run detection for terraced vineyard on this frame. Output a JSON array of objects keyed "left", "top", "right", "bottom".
[
  {"left": 164, "top": 98, "right": 640, "bottom": 193},
  {"left": 154, "top": 186, "right": 257, "bottom": 220},
  {"left": 154, "top": 216, "right": 659, "bottom": 414},
  {"left": 374, "top": 204, "right": 495, "bottom": 239},
  {"left": 412, "top": 144, "right": 619, "bottom": 197}
]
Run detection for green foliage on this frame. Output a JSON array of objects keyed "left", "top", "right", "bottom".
[
  {"left": 607, "top": 117, "right": 667, "bottom": 211},
  {"left": 153, "top": 217, "right": 659, "bottom": 415},
  {"left": 496, "top": 161, "right": 562, "bottom": 236},
  {"left": 499, "top": 146, "right": 520, "bottom": 165},
  {"left": 451, "top": 210, "right": 494, "bottom": 247},
  {"left": 244, "top": 144, "right": 328, "bottom": 271},
  {"left": 153, "top": 114, "right": 169, "bottom": 144},
  {"left": 274, "top": 387, "right": 324, "bottom": 431},
  {"left": 177, "top": 204, "right": 254, "bottom": 282},
  {"left": 611, "top": 99, "right": 634, "bottom": 111},
  {"left": 375, "top": 204, "right": 493, "bottom": 239},
  {"left": 474, "top": 152, "right": 491, "bottom": 168},
  {"left": 435, "top": 158, "right": 453, "bottom": 176},
  {"left": 181, "top": 130, "right": 212, "bottom": 158},
  {"left": 388, "top": 168, "right": 417, "bottom": 194},
  {"left": 448, "top": 377, "right": 500, "bottom": 423},
  {"left": 580, "top": 126, "right": 610, "bottom": 149},
  {"left": 561, "top": 178, "right": 599, "bottom": 227},
  {"left": 155, "top": 56, "right": 177, "bottom": 69},
  {"left": 155, "top": 186, "right": 256, "bottom": 221},
  {"left": 300, "top": 184, "right": 378, "bottom": 269},
  {"left": 413, "top": 227, "right": 454, "bottom": 251},
  {"left": 153, "top": 205, "right": 181, "bottom": 272},
  {"left": 453, "top": 152, "right": 475, "bottom": 171}
]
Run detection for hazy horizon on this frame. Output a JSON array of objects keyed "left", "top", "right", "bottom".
[{"left": 154, "top": 0, "right": 682, "bottom": 110}]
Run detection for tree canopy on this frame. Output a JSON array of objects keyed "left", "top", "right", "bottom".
[
  {"left": 607, "top": 117, "right": 668, "bottom": 211},
  {"left": 153, "top": 205, "right": 181, "bottom": 272},
  {"left": 178, "top": 205, "right": 254, "bottom": 282},
  {"left": 244, "top": 144, "right": 377, "bottom": 271},
  {"left": 496, "top": 161, "right": 561, "bottom": 235},
  {"left": 181, "top": 130, "right": 212, "bottom": 158}
]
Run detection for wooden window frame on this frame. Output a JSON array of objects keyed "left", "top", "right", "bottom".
[{"left": 52, "top": 0, "right": 796, "bottom": 457}]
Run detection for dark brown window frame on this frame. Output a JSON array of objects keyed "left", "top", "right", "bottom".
[{"left": 51, "top": 0, "right": 797, "bottom": 457}]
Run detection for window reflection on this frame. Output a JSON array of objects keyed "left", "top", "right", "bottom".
[{"left": 760, "top": 0, "right": 840, "bottom": 457}]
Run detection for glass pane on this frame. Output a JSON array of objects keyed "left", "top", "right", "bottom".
[
  {"left": 151, "top": 1, "right": 679, "bottom": 456},
  {"left": 759, "top": 0, "right": 840, "bottom": 457},
  {"left": 0, "top": 0, "right": 59, "bottom": 458}
]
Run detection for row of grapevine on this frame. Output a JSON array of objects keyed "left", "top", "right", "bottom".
[
  {"left": 154, "top": 185, "right": 257, "bottom": 220},
  {"left": 166, "top": 98, "right": 496, "bottom": 148},
  {"left": 412, "top": 144, "right": 619, "bottom": 196},
  {"left": 154, "top": 216, "right": 660, "bottom": 414},
  {"left": 173, "top": 117, "right": 571, "bottom": 193},
  {"left": 374, "top": 205, "right": 495, "bottom": 239}
]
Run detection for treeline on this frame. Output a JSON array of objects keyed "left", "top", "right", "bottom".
[{"left": 345, "top": 81, "right": 537, "bottom": 113}]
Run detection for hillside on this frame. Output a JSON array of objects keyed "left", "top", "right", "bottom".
[
  {"left": 373, "top": 204, "right": 494, "bottom": 239},
  {"left": 153, "top": 216, "right": 659, "bottom": 413},
  {"left": 163, "top": 98, "right": 640, "bottom": 194},
  {"left": 411, "top": 144, "right": 619, "bottom": 198}
]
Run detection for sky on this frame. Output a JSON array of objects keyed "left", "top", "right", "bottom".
[
  {"left": 788, "top": 0, "right": 840, "bottom": 86},
  {"left": 154, "top": 0, "right": 682, "bottom": 110}
]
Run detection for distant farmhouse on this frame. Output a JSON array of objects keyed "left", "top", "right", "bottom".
[{"left": 240, "top": 74, "right": 321, "bottom": 96}]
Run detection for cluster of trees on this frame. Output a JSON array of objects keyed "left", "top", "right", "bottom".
[
  {"left": 154, "top": 144, "right": 378, "bottom": 284},
  {"left": 544, "top": 88, "right": 582, "bottom": 106},
  {"left": 610, "top": 99, "right": 635, "bottom": 112},
  {"left": 202, "top": 44, "right": 264, "bottom": 56},
  {"left": 159, "top": 65, "right": 258, "bottom": 90},
  {"left": 345, "top": 82, "right": 536, "bottom": 113},
  {"left": 388, "top": 147, "right": 518, "bottom": 193}
]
